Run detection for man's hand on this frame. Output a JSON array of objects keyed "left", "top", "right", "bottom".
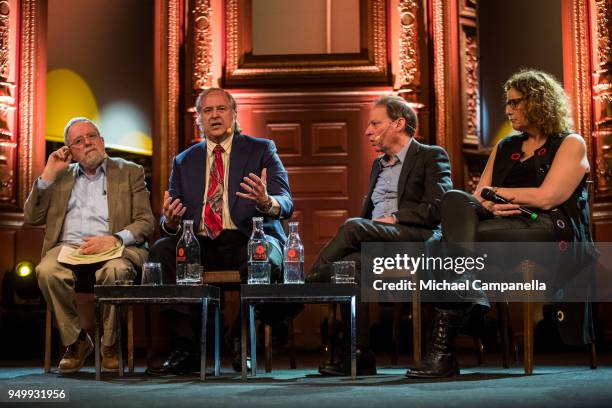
[
  {"left": 236, "top": 168, "right": 270, "bottom": 207},
  {"left": 162, "top": 191, "right": 187, "bottom": 230},
  {"left": 373, "top": 216, "right": 396, "bottom": 224},
  {"left": 41, "top": 146, "right": 72, "bottom": 183},
  {"left": 79, "top": 235, "right": 118, "bottom": 255}
]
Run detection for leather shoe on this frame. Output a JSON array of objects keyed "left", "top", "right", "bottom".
[
  {"left": 231, "top": 338, "right": 252, "bottom": 372},
  {"left": 318, "top": 346, "right": 376, "bottom": 376},
  {"left": 58, "top": 334, "right": 94, "bottom": 374},
  {"left": 147, "top": 348, "right": 200, "bottom": 375},
  {"left": 101, "top": 343, "right": 120, "bottom": 372}
]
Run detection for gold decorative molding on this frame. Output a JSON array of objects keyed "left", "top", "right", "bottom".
[
  {"left": 192, "top": 0, "right": 213, "bottom": 90},
  {"left": 0, "top": 1, "right": 10, "bottom": 81},
  {"left": 397, "top": 0, "right": 419, "bottom": 93},
  {"left": 566, "top": 0, "right": 592, "bottom": 150},
  {"left": 591, "top": 0, "right": 612, "bottom": 195},
  {"left": 462, "top": 26, "right": 479, "bottom": 145},
  {"left": 432, "top": 0, "right": 449, "bottom": 149},
  {"left": 152, "top": 0, "right": 180, "bottom": 215},
  {"left": 18, "top": 0, "right": 45, "bottom": 209},
  {"left": 594, "top": 0, "right": 610, "bottom": 67},
  {"left": 225, "top": 0, "right": 388, "bottom": 84}
]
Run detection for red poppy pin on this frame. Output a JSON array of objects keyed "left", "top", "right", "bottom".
[
  {"left": 511, "top": 152, "right": 521, "bottom": 161},
  {"left": 537, "top": 147, "right": 547, "bottom": 156}
]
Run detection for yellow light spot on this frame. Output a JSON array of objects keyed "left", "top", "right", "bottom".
[
  {"left": 16, "top": 261, "right": 34, "bottom": 278},
  {"left": 46, "top": 69, "right": 99, "bottom": 142}
]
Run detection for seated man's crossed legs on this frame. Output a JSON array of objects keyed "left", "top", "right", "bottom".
[{"left": 307, "top": 217, "right": 432, "bottom": 376}]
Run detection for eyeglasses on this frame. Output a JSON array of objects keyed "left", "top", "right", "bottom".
[
  {"left": 505, "top": 97, "right": 524, "bottom": 110},
  {"left": 67, "top": 133, "right": 100, "bottom": 148}
]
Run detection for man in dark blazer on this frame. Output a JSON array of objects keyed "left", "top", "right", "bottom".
[
  {"left": 148, "top": 87, "right": 297, "bottom": 374},
  {"left": 307, "top": 95, "right": 453, "bottom": 375}
]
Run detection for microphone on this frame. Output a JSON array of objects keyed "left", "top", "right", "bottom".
[{"left": 481, "top": 187, "right": 538, "bottom": 220}]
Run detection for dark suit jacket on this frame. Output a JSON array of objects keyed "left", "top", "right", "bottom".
[
  {"left": 163, "top": 133, "right": 293, "bottom": 249},
  {"left": 361, "top": 139, "right": 452, "bottom": 232},
  {"left": 23, "top": 157, "right": 155, "bottom": 268}
]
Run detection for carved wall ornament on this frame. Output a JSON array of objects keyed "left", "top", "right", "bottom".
[
  {"left": 192, "top": 0, "right": 213, "bottom": 90},
  {"left": 463, "top": 28, "right": 479, "bottom": 144},
  {"left": 595, "top": 0, "right": 610, "bottom": 67},
  {"left": 0, "top": 1, "right": 10, "bottom": 80},
  {"left": 397, "top": 0, "right": 419, "bottom": 92}
]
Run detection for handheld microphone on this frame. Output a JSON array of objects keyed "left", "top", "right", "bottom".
[{"left": 481, "top": 187, "right": 538, "bottom": 220}]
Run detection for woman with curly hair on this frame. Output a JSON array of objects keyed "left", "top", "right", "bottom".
[{"left": 406, "top": 69, "right": 596, "bottom": 379}]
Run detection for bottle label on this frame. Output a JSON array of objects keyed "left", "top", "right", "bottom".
[
  {"left": 286, "top": 249, "right": 299, "bottom": 262},
  {"left": 252, "top": 244, "right": 268, "bottom": 261}
]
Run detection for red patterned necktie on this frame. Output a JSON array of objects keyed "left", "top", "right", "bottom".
[{"left": 204, "top": 144, "right": 224, "bottom": 239}]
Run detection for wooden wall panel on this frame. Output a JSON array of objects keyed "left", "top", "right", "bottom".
[
  {"left": 311, "top": 122, "right": 348, "bottom": 157},
  {"left": 313, "top": 210, "right": 349, "bottom": 245},
  {"left": 265, "top": 122, "right": 302, "bottom": 157},
  {"left": 288, "top": 166, "right": 348, "bottom": 199},
  {"left": 233, "top": 90, "right": 388, "bottom": 271}
]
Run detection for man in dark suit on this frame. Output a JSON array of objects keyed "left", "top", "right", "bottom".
[
  {"left": 307, "top": 95, "right": 453, "bottom": 375},
  {"left": 148, "top": 87, "right": 296, "bottom": 374}
]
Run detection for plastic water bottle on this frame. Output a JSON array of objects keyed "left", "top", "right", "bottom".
[
  {"left": 283, "top": 221, "right": 304, "bottom": 284},
  {"left": 176, "top": 220, "right": 201, "bottom": 284},
  {"left": 248, "top": 217, "right": 271, "bottom": 284}
]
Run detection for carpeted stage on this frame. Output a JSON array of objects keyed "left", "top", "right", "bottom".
[{"left": 1, "top": 352, "right": 611, "bottom": 407}]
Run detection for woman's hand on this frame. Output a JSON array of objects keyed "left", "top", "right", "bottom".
[{"left": 489, "top": 202, "right": 521, "bottom": 217}]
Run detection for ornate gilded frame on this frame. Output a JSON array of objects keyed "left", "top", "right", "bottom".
[{"left": 224, "top": 0, "right": 388, "bottom": 85}]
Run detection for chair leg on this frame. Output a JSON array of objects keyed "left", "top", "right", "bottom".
[
  {"left": 523, "top": 301, "right": 534, "bottom": 375},
  {"left": 473, "top": 336, "right": 484, "bottom": 366},
  {"left": 127, "top": 306, "right": 134, "bottom": 374},
  {"left": 326, "top": 303, "right": 338, "bottom": 363},
  {"left": 391, "top": 303, "right": 401, "bottom": 365},
  {"left": 497, "top": 302, "right": 511, "bottom": 368},
  {"left": 412, "top": 287, "right": 421, "bottom": 364},
  {"left": 145, "top": 305, "right": 152, "bottom": 370},
  {"left": 288, "top": 319, "right": 296, "bottom": 369},
  {"left": 44, "top": 308, "right": 52, "bottom": 373},
  {"left": 589, "top": 342, "right": 597, "bottom": 369},
  {"left": 265, "top": 324, "right": 272, "bottom": 373},
  {"left": 522, "top": 261, "right": 535, "bottom": 375}
]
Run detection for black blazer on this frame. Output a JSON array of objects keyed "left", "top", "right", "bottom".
[{"left": 361, "top": 139, "right": 453, "bottom": 231}]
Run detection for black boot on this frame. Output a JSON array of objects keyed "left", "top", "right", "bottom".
[{"left": 405, "top": 307, "right": 467, "bottom": 379}]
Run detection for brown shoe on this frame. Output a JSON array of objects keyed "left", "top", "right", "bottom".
[
  {"left": 101, "top": 343, "right": 120, "bottom": 372},
  {"left": 58, "top": 334, "right": 94, "bottom": 374}
]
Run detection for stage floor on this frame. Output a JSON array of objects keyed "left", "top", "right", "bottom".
[{"left": 1, "top": 352, "right": 611, "bottom": 407}]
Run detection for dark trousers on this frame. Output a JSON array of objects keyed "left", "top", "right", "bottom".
[
  {"left": 149, "top": 230, "right": 299, "bottom": 350},
  {"left": 441, "top": 190, "right": 594, "bottom": 345},
  {"left": 310, "top": 217, "right": 433, "bottom": 347}
]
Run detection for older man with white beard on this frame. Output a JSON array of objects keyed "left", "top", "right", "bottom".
[{"left": 24, "top": 117, "right": 154, "bottom": 374}]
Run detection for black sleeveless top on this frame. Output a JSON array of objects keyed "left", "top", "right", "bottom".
[
  {"left": 502, "top": 156, "right": 539, "bottom": 188},
  {"left": 491, "top": 133, "right": 598, "bottom": 281},
  {"left": 492, "top": 133, "right": 597, "bottom": 346}
]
